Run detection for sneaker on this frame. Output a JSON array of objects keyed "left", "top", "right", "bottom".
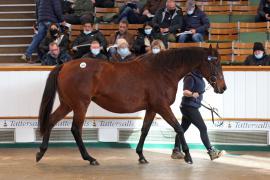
[
  {"left": 28, "top": 59, "right": 36, "bottom": 64},
  {"left": 208, "top": 148, "right": 224, "bottom": 160},
  {"left": 21, "top": 54, "right": 31, "bottom": 62},
  {"left": 171, "top": 149, "right": 185, "bottom": 159}
]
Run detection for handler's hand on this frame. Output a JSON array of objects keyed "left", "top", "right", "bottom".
[{"left": 192, "top": 92, "right": 199, "bottom": 98}]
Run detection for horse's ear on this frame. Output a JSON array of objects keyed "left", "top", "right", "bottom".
[
  {"left": 216, "top": 43, "right": 219, "bottom": 50},
  {"left": 209, "top": 44, "right": 212, "bottom": 49}
]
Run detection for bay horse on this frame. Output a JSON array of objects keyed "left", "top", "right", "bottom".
[{"left": 36, "top": 46, "right": 226, "bottom": 165}]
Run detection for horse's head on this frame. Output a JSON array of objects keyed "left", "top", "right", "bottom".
[{"left": 199, "top": 45, "right": 227, "bottom": 94}]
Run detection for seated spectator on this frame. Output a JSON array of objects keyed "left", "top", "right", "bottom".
[
  {"left": 110, "top": 39, "right": 135, "bottom": 62},
  {"left": 82, "top": 40, "right": 108, "bottom": 60},
  {"left": 64, "top": 0, "right": 94, "bottom": 24},
  {"left": 93, "top": 0, "right": 115, "bottom": 8},
  {"left": 244, "top": 42, "right": 270, "bottom": 65},
  {"left": 126, "top": 0, "right": 166, "bottom": 24},
  {"left": 255, "top": 0, "right": 270, "bottom": 22},
  {"left": 107, "top": 20, "right": 135, "bottom": 56},
  {"left": 72, "top": 21, "right": 107, "bottom": 58},
  {"left": 150, "top": 39, "right": 166, "bottom": 54},
  {"left": 133, "top": 22, "right": 161, "bottom": 55},
  {"left": 152, "top": 0, "right": 183, "bottom": 47},
  {"left": 42, "top": 42, "right": 72, "bottom": 65},
  {"left": 61, "top": 0, "right": 74, "bottom": 15},
  {"left": 178, "top": 0, "right": 209, "bottom": 43},
  {"left": 39, "top": 23, "right": 69, "bottom": 60}
]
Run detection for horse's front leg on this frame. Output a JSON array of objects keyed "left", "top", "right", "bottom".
[
  {"left": 158, "top": 106, "right": 193, "bottom": 164},
  {"left": 136, "top": 110, "right": 156, "bottom": 164}
]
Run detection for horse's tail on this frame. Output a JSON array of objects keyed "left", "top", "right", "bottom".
[{"left": 38, "top": 65, "right": 63, "bottom": 136}]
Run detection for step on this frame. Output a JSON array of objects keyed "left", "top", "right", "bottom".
[
  {"left": 0, "top": 0, "right": 35, "bottom": 5},
  {"left": 0, "top": 20, "right": 35, "bottom": 27},
  {"left": 0, "top": 36, "right": 32, "bottom": 44},
  {"left": 0, "top": 5, "right": 35, "bottom": 12},
  {"left": 0, "top": 12, "right": 35, "bottom": 19},
  {"left": 0, "top": 53, "right": 37, "bottom": 63},
  {"left": 0, "top": 44, "right": 28, "bottom": 54},
  {"left": 0, "top": 28, "right": 33, "bottom": 36}
]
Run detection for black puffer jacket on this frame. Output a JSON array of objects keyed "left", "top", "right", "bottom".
[{"left": 36, "top": 0, "right": 64, "bottom": 23}]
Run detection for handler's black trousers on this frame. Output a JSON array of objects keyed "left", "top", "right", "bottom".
[{"left": 174, "top": 106, "right": 212, "bottom": 151}]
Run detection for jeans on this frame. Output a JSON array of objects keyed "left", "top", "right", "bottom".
[
  {"left": 178, "top": 33, "right": 204, "bottom": 43},
  {"left": 25, "top": 21, "right": 51, "bottom": 57}
]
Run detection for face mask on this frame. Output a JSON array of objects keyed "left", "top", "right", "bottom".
[
  {"left": 50, "top": 29, "right": 58, "bottom": 37},
  {"left": 152, "top": 48, "right": 160, "bottom": 54},
  {"left": 91, "top": 48, "right": 100, "bottom": 55},
  {"left": 84, "top": 30, "right": 91, "bottom": 35},
  {"left": 187, "top": 8, "right": 195, "bottom": 15},
  {"left": 255, "top": 53, "right": 264, "bottom": 59},
  {"left": 144, "top": 28, "right": 152, "bottom": 35},
  {"left": 118, "top": 48, "right": 130, "bottom": 57}
]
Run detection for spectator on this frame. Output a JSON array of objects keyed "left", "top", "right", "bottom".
[
  {"left": 39, "top": 23, "right": 69, "bottom": 60},
  {"left": 61, "top": 0, "right": 74, "bottom": 15},
  {"left": 93, "top": 0, "right": 115, "bottom": 8},
  {"left": 178, "top": 0, "right": 209, "bottom": 43},
  {"left": 116, "top": 0, "right": 142, "bottom": 23},
  {"left": 64, "top": 0, "right": 94, "bottom": 24},
  {"left": 255, "top": 0, "right": 270, "bottom": 22},
  {"left": 21, "top": 0, "right": 65, "bottom": 63},
  {"left": 82, "top": 40, "right": 108, "bottom": 60},
  {"left": 72, "top": 21, "right": 107, "bottom": 58},
  {"left": 152, "top": 0, "right": 183, "bottom": 47},
  {"left": 42, "top": 42, "right": 72, "bottom": 65},
  {"left": 107, "top": 20, "right": 135, "bottom": 56},
  {"left": 110, "top": 39, "right": 135, "bottom": 62},
  {"left": 133, "top": 23, "right": 161, "bottom": 55},
  {"left": 244, "top": 42, "right": 270, "bottom": 65},
  {"left": 150, "top": 39, "right": 166, "bottom": 54},
  {"left": 126, "top": 0, "right": 166, "bottom": 24}
]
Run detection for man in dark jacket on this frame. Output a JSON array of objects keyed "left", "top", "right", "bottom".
[
  {"left": 152, "top": 0, "right": 183, "bottom": 46},
  {"left": 255, "top": 0, "right": 270, "bottom": 22},
  {"left": 82, "top": 40, "right": 108, "bottom": 60},
  {"left": 244, "top": 42, "right": 270, "bottom": 65},
  {"left": 42, "top": 42, "right": 72, "bottom": 65},
  {"left": 22, "top": 0, "right": 65, "bottom": 63},
  {"left": 178, "top": 0, "right": 209, "bottom": 42},
  {"left": 72, "top": 21, "right": 107, "bottom": 58}
]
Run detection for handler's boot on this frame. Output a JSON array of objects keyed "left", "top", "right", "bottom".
[
  {"left": 171, "top": 149, "right": 185, "bottom": 159},
  {"left": 208, "top": 147, "right": 224, "bottom": 160}
]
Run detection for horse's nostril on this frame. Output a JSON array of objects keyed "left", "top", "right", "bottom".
[{"left": 223, "top": 85, "right": 227, "bottom": 91}]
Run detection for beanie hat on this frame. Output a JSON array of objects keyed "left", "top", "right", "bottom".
[{"left": 253, "top": 42, "right": 265, "bottom": 52}]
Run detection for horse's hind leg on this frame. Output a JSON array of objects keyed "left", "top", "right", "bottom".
[
  {"left": 71, "top": 104, "right": 99, "bottom": 165},
  {"left": 158, "top": 106, "right": 193, "bottom": 164},
  {"left": 36, "top": 103, "right": 71, "bottom": 162},
  {"left": 136, "top": 110, "right": 156, "bottom": 164}
]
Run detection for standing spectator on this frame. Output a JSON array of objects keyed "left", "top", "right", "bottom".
[
  {"left": 107, "top": 20, "right": 135, "bottom": 56},
  {"left": 82, "top": 40, "right": 108, "bottom": 60},
  {"left": 178, "top": 0, "right": 209, "bottom": 43},
  {"left": 64, "top": 0, "right": 94, "bottom": 24},
  {"left": 110, "top": 39, "right": 135, "bottom": 62},
  {"left": 255, "top": 0, "right": 270, "bottom": 22},
  {"left": 124, "top": 0, "right": 166, "bottom": 24},
  {"left": 150, "top": 39, "right": 166, "bottom": 54},
  {"left": 72, "top": 21, "right": 107, "bottom": 58},
  {"left": 93, "top": 0, "right": 115, "bottom": 8},
  {"left": 244, "top": 42, "right": 270, "bottom": 65},
  {"left": 21, "top": 0, "right": 65, "bottom": 63},
  {"left": 152, "top": 0, "right": 183, "bottom": 47},
  {"left": 42, "top": 42, "right": 72, "bottom": 65},
  {"left": 39, "top": 23, "right": 69, "bottom": 60}
]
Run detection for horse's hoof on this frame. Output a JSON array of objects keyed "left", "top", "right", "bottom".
[
  {"left": 90, "top": 160, "right": 100, "bottom": 166},
  {"left": 36, "top": 152, "right": 43, "bottom": 162},
  {"left": 184, "top": 155, "right": 193, "bottom": 164},
  {"left": 171, "top": 151, "right": 185, "bottom": 159},
  {"left": 138, "top": 157, "right": 149, "bottom": 164}
]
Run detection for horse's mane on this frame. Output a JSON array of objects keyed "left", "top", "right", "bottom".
[{"left": 138, "top": 47, "right": 207, "bottom": 71}]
